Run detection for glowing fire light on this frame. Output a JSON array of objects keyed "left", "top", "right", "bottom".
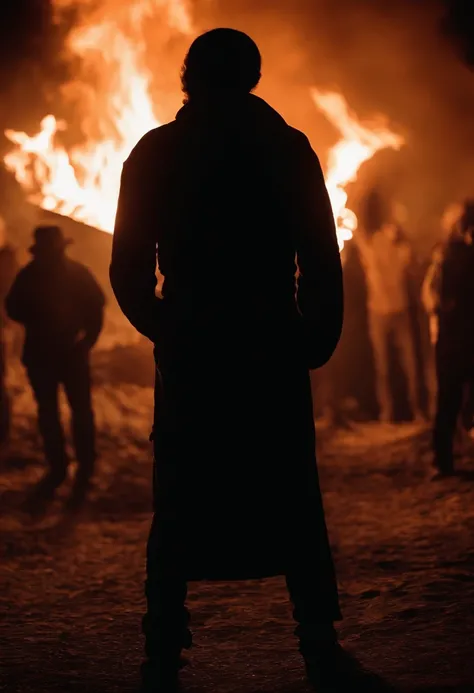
[
  {"left": 312, "top": 89, "right": 403, "bottom": 250},
  {"left": 4, "top": 0, "right": 192, "bottom": 232},
  {"left": 3, "top": 0, "right": 402, "bottom": 252}
]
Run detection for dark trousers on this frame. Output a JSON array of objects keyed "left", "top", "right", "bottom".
[
  {"left": 368, "top": 310, "right": 420, "bottom": 421},
  {"left": 433, "top": 342, "right": 473, "bottom": 472},
  {"left": 27, "top": 354, "right": 96, "bottom": 479},
  {"left": 143, "top": 514, "right": 339, "bottom": 664},
  {"left": 0, "top": 336, "right": 10, "bottom": 445}
]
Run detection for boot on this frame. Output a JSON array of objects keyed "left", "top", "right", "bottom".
[
  {"left": 66, "top": 465, "right": 94, "bottom": 511},
  {"left": 140, "top": 604, "right": 192, "bottom": 693},
  {"left": 139, "top": 658, "right": 181, "bottom": 693},
  {"left": 301, "top": 639, "right": 393, "bottom": 692},
  {"left": 139, "top": 645, "right": 190, "bottom": 692},
  {"left": 433, "top": 451, "right": 455, "bottom": 478},
  {"left": 24, "top": 467, "right": 68, "bottom": 516},
  {"left": 31, "top": 466, "right": 68, "bottom": 500}
]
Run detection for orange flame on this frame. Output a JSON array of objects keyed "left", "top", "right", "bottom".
[
  {"left": 311, "top": 89, "right": 404, "bottom": 251},
  {"left": 4, "top": 0, "right": 192, "bottom": 232},
  {"left": 3, "top": 3, "right": 402, "bottom": 250}
]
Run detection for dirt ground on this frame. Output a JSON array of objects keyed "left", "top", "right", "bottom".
[{"left": 2, "top": 366, "right": 474, "bottom": 693}]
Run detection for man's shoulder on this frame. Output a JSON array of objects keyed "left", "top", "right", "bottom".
[
  {"left": 125, "top": 122, "right": 178, "bottom": 167},
  {"left": 287, "top": 126, "right": 310, "bottom": 146},
  {"left": 15, "top": 261, "right": 32, "bottom": 277},
  {"left": 67, "top": 259, "right": 105, "bottom": 299},
  {"left": 284, "top": 126, "right": 313, "bottom": 154},
  {"left": 285, "top": 126, "right": 323, "bottom": 169},
  {"left": 66, "top": 258, "right": 96, "bottom": 279}
]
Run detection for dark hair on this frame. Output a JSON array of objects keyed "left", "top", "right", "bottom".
[{"left": 181, "top": 28, "right": 262, "bottom": 100}]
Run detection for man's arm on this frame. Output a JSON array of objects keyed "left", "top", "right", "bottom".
[
  {"left": 293, "top": 133, "right": 343, "bottom": 369},
  {"left": 110, "top": 133, "right": 162, "bottom": 343},
  {"left": 5, "top": 269, "right": 29, "bottom": 324},
  {"left": 421, "top": 249, "right": 443, "bottom": 316},
  {"left": 79, "top": 267, "right": 106, "bottom": 350}
]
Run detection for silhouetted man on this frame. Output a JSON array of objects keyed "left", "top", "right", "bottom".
[
  {"left": 421, "top": 203, "right": 464, "bottom": 419},
  {"left": 110, "top": 28, "right": 370, "bottom": 693},
  {"left": 355, "top": 193, "right": 423, "bottom": 423},
  {"left": 6, "top": 225, "right": 105, "bottom": 498},
  {"left": 432, "top": 200, "right": 474, "bottom": 476},
  {"left": 0, "top": 216, "right": 19, "bottom": 447}
]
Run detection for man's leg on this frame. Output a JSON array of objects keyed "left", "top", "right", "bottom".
[
  {"left": 286, "top": 556, "right": 379, "bottom": 688},
  {"left": 433, "top": 346, "right": 464, "bottom": 475},
  {"left": 0, "top": 336, "right": 10, "bottom": 447},
  {"left": 286, "top": 569, "right": 339, "bottom": 649},
  {"left": 368, "top": 313, "right": 393, "bottom": 421},
  {"left": 141, "top": 512, "right": 191, "bottom": 691},
  {"left": 284, "top": 470, "right": 342, "bottom": 650},
  {"left": 425, "top": 341, "right": 438, "bottom": 420},
  {"left": 394, "top": 313, "right": 424, "bottom": 421},
  {"left": 62, "top": 355, "right": 96, "bottom": 486},
  {"left": 27, "top": 364, "right": 68, "bottom": 488}
]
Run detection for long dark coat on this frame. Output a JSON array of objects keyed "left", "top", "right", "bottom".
[{"left": 110, "top": 94, "right": 343, "bottom": 597}]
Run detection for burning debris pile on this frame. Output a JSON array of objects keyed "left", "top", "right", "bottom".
[{"left": 3, "top": 0, "right": 403, "bottom": 252}]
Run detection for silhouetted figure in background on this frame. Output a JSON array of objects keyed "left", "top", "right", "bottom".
[
  {"left": 311, "top": 247, "right": 353, "bottom": 431},
  {"left": 6, "top": 225, "right": 105, "bottom": 501},
  {"left": 109, "top": 27, "right": 382, "bottom": 693},
  {"left": 422, "top": 202, "right": 464, "bottom": 419},
  {"left": 432, "top": 200, "right": 474, "bottom": 477},
  {"left": 0, "top": 216, "right": 19, "bottom": 448},
  {"left": 355, "top": 192, "right": 423, "bottom": 422}
]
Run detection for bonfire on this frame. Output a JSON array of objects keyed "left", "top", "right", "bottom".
[{"left": 4, "top": 0, "right": 403, "bottom": 252}]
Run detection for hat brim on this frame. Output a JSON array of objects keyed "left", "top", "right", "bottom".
[{"left": 29, "top": 238, "right": 73, "bottom": 254}]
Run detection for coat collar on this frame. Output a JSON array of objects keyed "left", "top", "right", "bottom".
[{"left": 175, "top": 93, "right": 288, "bottom": 130}]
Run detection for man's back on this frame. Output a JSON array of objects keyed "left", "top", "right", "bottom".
[
  {"left": 439, "top": 238, "right": 474, "bottom": 344},
  {"left": 6, "top": 257, "right": 104, "bottom": 362},
  {"left": 123, "top": 97, "right": 309, "bottom": 318},
  {"left": 112, "top": 93, "right": 342, "bottom": 368}
]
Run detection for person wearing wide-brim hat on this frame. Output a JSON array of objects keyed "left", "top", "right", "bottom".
[
  {"left": 5, "top": 223, "right": 106, "bottom": 504},
  {"left": 28, "top": 224, "right": 73, "bottom": 255}
]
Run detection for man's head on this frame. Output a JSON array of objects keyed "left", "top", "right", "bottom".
[
  {"left": 181, "top": 28, "right": 261, "bottom": 101},
  {"left": 441, "top": 202, "right": 463, "bottom": 237},
  {"left": 30, "top": 225, "right": 72, "bottom": 261}
]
